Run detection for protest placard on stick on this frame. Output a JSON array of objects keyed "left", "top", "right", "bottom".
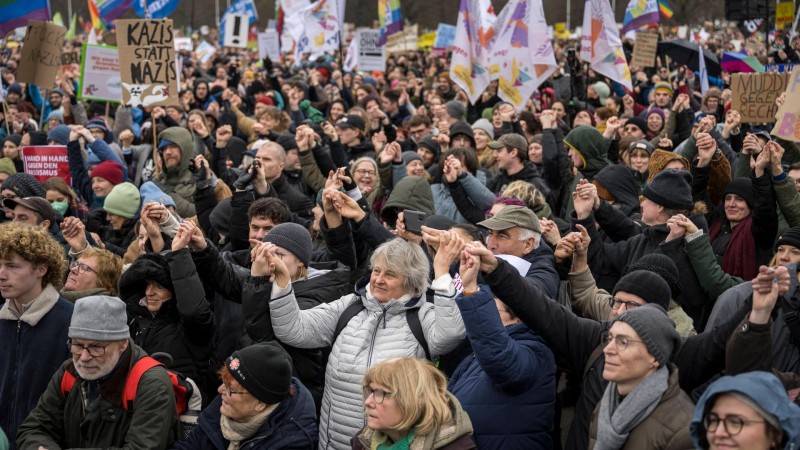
[
  {"left": 17, "top": 21, "right": 67, "bottom": 88},
  {"left": 631, "top": 32, "right": 659, "bottom": 69},
  {"left": 771, "top": 67, "right": 800, "bottom": 141},
  {"left": 115, "top": 19, "right": 179, "bottom": 107},
  {"left": 731, "top": 73, "right": 789, "bottom": 123},
  {"left": 79, "top": 44, "right": 121, "bottom": 103}
]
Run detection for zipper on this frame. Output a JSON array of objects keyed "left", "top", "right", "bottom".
[
  {"left": 10, "top": 320, "right": 21, "bottom": 438},
  {"left": 366, "top": 306, "right": 387, "bottom": 369}
]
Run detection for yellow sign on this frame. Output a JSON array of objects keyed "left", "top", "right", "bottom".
[
  {"left": 554, "top": 22, "right": 570, "bottom": 39},
  {"left": 418, "top": 32, "right": 436, "bottom": 50},
  {"left": 777, "top": 2, "right": 795, "bottom": 30}
]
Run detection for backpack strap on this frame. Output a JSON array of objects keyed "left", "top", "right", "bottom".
[
  {"left": 60, "top": 370, "right": 77, "bottom": 399},
  {"left": 332, "top": 300, "right": 366, "bottom": 346},
  {"left": 122, "top": 356, "right": 163, "bottom": 411},
  {"left": 406, "top": 309, "right": 431, "bottom": 361}
]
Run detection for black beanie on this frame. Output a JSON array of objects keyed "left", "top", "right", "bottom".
[
  {"left": 623, "top": 254, "right": 680, "bottom": 299},
  {"left": 642, "top": 169, "right": 694, "bottom": 210},
  {"left": 275, "top": 133, "right": 298, "bottom": 151},
  {"left": 227, "top": 342, "right": 293, "bottom": 405},
  {"left": 722, "top": 178, "right": 754, "bottom": 209},
  {"left": 263, "top": 222, "right": 312, "bottom": 267},
  {"left": 625, "top": 117, "right": 647, "bottom": 135},
  {"left": 1, "top": 173, "right": 45, "bottom": 198},
  {"left": 417, "top": 136, "right": 441, "bottom": 159},
  {"left": 613, "top": 270, "right": 671, "bottom": 311},
  {"left": 777, "top": 226, "right": 800, "bottom": 251}
]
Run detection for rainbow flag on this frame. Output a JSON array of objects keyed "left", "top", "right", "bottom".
[
  {"left": 0, "top": 0, "right": 50, "bottom": 38},
  {"left": 658, "top": 0, "right": 673, "bottom": 19},
  {"left": 96, "top": 0, "right": 132, "bottom": 22},
  {"left": 621, "top": 0, "right": 660, "bottom": 33},
  {"left": 88, "top": 0, "right": 108, "bottom": 31},
  {"left": 378, "top": 0, "right": 403, "bottom": 45}
]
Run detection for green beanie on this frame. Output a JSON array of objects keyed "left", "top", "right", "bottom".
[
  {"left": 103, "top": 182, "right": 140, "bottom": 219},
  {"left": 0, "top": 158, "right": 16, "bottom": 176}
]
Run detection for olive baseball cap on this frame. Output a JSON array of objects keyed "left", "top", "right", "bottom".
[
  {"left": 487, "top": 133, "right": 528, "bottom": 155},
  {"left": 478, "top": 205, "right": 541, "bottom": 233}
]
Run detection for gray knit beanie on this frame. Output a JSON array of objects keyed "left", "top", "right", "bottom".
[
  {"left": 262, "top": 222, "right": 312, "bottom": 267},
  {"left": 69, "top": 296, "right": 130, "bottom": 341},
  {"left": 471, "top": 118, "right": 495, "bottom": 140},
  {"left": 446, "top": 100, "right": 466, "bottom": 121},
  {"left": 613, "top": 269, "right": 672, "bottom": 310},
  {"left": 642, "top": 169, "right": 694, "bottom": 210},
  {"left": 614, "top": 304, "right": 681, "bottom": 366}
]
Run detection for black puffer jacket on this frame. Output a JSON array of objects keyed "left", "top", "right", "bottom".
[
  {"left": 487, "top": 161, "right": 555, "bottom": 209},
  {"left": 118, "top": 250, "right": 214, "bottom": 388}
]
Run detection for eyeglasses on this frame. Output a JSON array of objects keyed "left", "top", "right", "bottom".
[
  {"left": 704, "top": 414, "right": 765, "bottom": 436},
  {"left": 601, "top": 331, "right": 645, "bottom": 351},
  {"left": 223, "top": 384, "right": 248, "bottom": 396},
  {"left": 70, "top": 260, "right": 98, "bottom": 275},
  {"left": 354, "top": 169, "right": 376, "bottom": 177},
  {"left": 363, "top": 386, "right": 392, "bottom": 404},
  {"left": 608, "top": 296, "right": 643, "bottom": 311},
  {"left": 67, "top": 340, "right": 109, "bottom": 357}
]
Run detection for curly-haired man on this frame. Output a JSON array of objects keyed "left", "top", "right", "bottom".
[{"left": 0, "top": 223, "right": 72, "bottom": 449}]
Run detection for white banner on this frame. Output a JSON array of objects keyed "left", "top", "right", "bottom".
[
  {"left": 79, "top": 44, "right": 122, "bottom": 103},
  {"left": 357, "top": 29, "right": 385, "bottom": 73}
]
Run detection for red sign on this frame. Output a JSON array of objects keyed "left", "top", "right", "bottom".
[{"left": 20, "top": 146, "right": 70, "bottom": 185}]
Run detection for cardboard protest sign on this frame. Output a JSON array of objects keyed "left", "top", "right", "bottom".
[
  {"left": 357, "top": 29, "right": 385, "bottom": 73},
  {"left": 115, "top": 19, "right": 179, "bottom": 107},
  {"left": 771, "top": 66, "right": 800, "bottom": 141},
  {"left": 731, "top": 73, "right": 789, "bottom": 123},
  {"left": 61, "top": 51, "right": 80, "bottom": 66},
  {"left": 631, "top": 32, "right": 658, "bottom": 68},
  {"left": 17, "top": 21, "right": 67, "bottom": 88},
  {"left": 79, "top": 44, "right": 122, "bottom": 103},
  {"left": 21, "top": 146, "right": 70, "bottom": 185}
]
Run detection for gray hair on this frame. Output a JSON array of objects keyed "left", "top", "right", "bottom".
[
  {"left": 518, "top": 228, "right": 541, "bottom": 249},
  {"left": 370, "top": 238, "right": 430, "bottom": 297}
]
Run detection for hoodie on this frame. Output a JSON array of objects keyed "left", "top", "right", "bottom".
[
  {"left": 381, "top": 176, "right": 435, "bottom": 227},
  {"left": 593, "top": 165, "right": 641, "bottom": 218},
  {"left": 564, "top": 126, "right": 612, "bottom": 180},
  {"left": 154, "top": 127, "right": 197, "bottom": 218}
]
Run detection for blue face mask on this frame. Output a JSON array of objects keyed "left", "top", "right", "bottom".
[{"left": 51, "top": 201, "right": 69, "bottom": 216}]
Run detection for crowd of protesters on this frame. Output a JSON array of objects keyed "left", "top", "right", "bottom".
[{"left": 4, "top": 18, "right": 800, "bottom": 450}]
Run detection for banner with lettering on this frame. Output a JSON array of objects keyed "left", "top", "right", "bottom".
[
  {"left": 114, "top": 19, "right": 179, "bottom": 107},
  {"left": 21, "top": 146, "right": 70, "bottom": 185}
]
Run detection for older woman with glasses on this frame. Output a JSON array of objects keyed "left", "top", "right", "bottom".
[
  {"left": 353, "top": 357, "right": 475, "bottom": 450},
  {"left": 61, "top": 247, "right": 122, "bottom": 302},
  {"left": 691, "top": 371, "right": 800, "bottom": 450}
]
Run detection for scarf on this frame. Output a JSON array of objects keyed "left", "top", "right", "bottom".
[
  {"left": 60, "top": 287, "right": 110, "bottom": 303},
  {"left": 709, "top": 214, "right": 757, "bottom": 280},
  {"left": 372, "top": 430, "right": 416, "bottom": 450},
  {"left": 595, "top": 365, "right": 669, "bottom": 450},
  {"left": 220, "top": 403, "right": 277, "bottom": 450}
]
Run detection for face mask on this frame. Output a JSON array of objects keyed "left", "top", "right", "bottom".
[{"left": 51, "top": 201, "right": 69, "bottom": 216}]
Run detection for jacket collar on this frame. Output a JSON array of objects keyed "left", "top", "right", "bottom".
[{"left": 0, "top": 284, "right": 62, "bottom": 326}]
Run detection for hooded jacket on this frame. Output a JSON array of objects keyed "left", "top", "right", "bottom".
[
  {"left": 267, "top": 274, "right": 466, "bottom": 450},
  {"left": 691, "top": 372, "right": 800, "bottom": 449},
  {"left": 154, "top": 127, "right": 197, "bottom": 218},
  {"left": 564, "top": 126, "right": 612, "bottom": 181},
  {"left": 486, "top": 162, "right": 553, "bottom": 207},
  {"left": 593, "top": 165, "right": 642, "bottom": 218},
  {"left": 381, "top": 176, "right": 436, "bottom": 227},
  {"left": 172, "top": 378, "right": 319, "bottom": 450}
]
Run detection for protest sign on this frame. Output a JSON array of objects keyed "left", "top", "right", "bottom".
[
  {"left": 731, "top": 73, "right": 789, "bottom": 123},
  {"left": 258, "top": 30, "right": 280, "bottom": 61},
  {"left": 771, "top": 66, "right": 800, "bottom": 141},
  {"left": 631, "top": 32, "right": 658, "bottom": 68},
  {"left": 17, "top": 21, "right": 67, "bottom": 88},
  {"left": 418, "top": 32, "right": 436, "bottom": 50},
  {"left": 21, "top": 146, "right": 70, "bottom": 185},
  {"left": 223, "top": 13, "right": 249, "bottom": 48},
  {"left": 194, "top": 41, "right": 217, "bottom": 64},
  {"left": 115, "top": 19, "right": 179, "bottom": 107},
  {"left": 61, "top": 51, "right": 80, "bottom": 66},
  {"left": 357, "top": 29, "right": 385, "bottom": 73},
  {"left": 776, "top": 2, "right": 794, "bottom": 30},
  {"left": 386, "top": 24, "right": 418, "bottom": 53},
  {"left": 431, "top": 23, "right": 456, "bottom": 57},
  {"left": 766, "top": 63, "right": 796, "bottom": 73},
  {"left": 174, "top": 37, "right": 193, "bottom": 52},
  {"left": 79, "top": 44, "right": 121, "bottom": 103}
]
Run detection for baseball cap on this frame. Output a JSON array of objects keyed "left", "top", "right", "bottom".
[
  {"left": 3, "top": 196, "right": 56, "bottom": 223},
  {"left": 335, "top": 114, "right": 366, "bottom": 131},
  {"left": 487, "top": 133, "right": 528, "bottom": 155},
  {"left": 478, "top": 205, "right": 541, "bottom": 233}
]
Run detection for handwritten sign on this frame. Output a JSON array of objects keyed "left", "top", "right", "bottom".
[
  {"left": 21, "top": 146, "right": 70, "bottom": 185},
  {"left": 79, "top": 44, "right": 121, "bottom": 103},
  {"left": 777, "top": 2, "right": 795, "bottom": 30},
  {"left": 17, "top": 21, "right": 67, "bottom": 88},
  {"left": 257, "top": 30, "right": 280, "bottom": 61},
  {"left": 115, "top": 19, "right": 179, "bottom": 107},
  {"left": 631, "top": 32, "right": 658, "bottom": 68},
  {"left": 771, "top": 66, "right": 800, "bottom": 141},
  {"left": 386, "top": 24, "right": 418, "bottom": 54},
  {"left": 732, "top": 73, "right": 790, "bottom": 123}
]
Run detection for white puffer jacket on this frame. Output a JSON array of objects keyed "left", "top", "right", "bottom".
[{"left": 269, "top": 274, "right": 466, "bottom": 450}]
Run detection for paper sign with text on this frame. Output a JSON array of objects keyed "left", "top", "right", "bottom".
[
  {"left": 79, "top": 44, "right": 122, "bottom": 103},
  {"left": 771, "top": 66, "right": 800, "bottom": 141},
  {"left": 732, "top": 73, "right": 789, "bottom": 123},
  {"left": 17, "top": 21, "right": 67, "bottom": 88},
  {"left": 258, "top": 30, "right": 280, "bottom": 61},
  {"left": 631, "top": 33, "right": 659, "bottom": 68},
  {"left": 115, "top": 19, "right": 179, "bottom": 108},
  {"left": 357, "top": 29, "right": 385, "bottom": 73},
  {"left": 21, "top": 146, "right": 70, "bottom": 185}
]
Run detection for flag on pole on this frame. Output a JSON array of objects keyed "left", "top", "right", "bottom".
[
  {"left": 96, "top": 0, "right": 133, "bottom": 22},
  {"left": 88, "top": 0, "right": 108, "bottom": 31},
  {"left": 0, "top": 0, "right": 50, "bottom": 38},
  {"left": 581, "top": 0, "right": 633, "bottom": 91},
  {"left": 621, "top": 0, "right": 660, "bottom": 33},
  {"left": 343, "top": 35, "right": 358, "bottom": 72},
  {"left": 491, "top": 0, "right": 558, "bottom": 111},
  {"left": 698, "top": 43, "right": 709, "bottom": 95},
  {"left": 450, "top": 0, "right": 493, "bottom": 104},
  {"left": 303, "top": 0, "right": 340, "bottom": 55},
  {"left": 280, "top": 0, "right": 312, "bottom": 53},
  {"left": 378, "top": 0, "right": 403, "bottom": 46},
  {"left": 219, "top": 0, "right": 258, "bottom": 45},
  {"left": 657, "top": 0, "right": 673, "bottom": 19}
]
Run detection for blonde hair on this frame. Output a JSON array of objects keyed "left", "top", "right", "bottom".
[
  {"left": 80, "top": 247, "right": 122, "bottom": 295},
  {"left": 0, "top": 223, "right": 67, "bottom": 289},
  {"left": 363, "top": 358, "right": 452, "bottom": 436},
  {"left": 503, "top": 181, "right": 546, "bottom": 213}
]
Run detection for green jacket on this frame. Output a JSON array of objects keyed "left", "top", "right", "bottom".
[
  {"left": 683, "top": 232, "right": 744, "bottom": 302},
  {"left": 16, "top": 341, "right": 180, "bottom": 450},
  {"left": 774, "top": 176, "right": 800, "bottom": 228},
  {"left": 380, "top": 175, "right": 435, "bottom": 226},
  {"left": 154, "top": 127, "right": 197, "bottom": 218}
]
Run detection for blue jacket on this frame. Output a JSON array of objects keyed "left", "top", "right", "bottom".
[
  {"left": 448, "top": 285, "right": 556, "bottom": 450},
  {"left": 691, "top": 371, "right": 800, "bottom": 449},
  {"left": 523, "top": 243, "right": 560, "bottom": 300},
  {"left": 172, "top": 378, "right": 318, "bottom": 450},
  {"left": 0, "top": 293, "right": 72, "bottom": 450}
]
